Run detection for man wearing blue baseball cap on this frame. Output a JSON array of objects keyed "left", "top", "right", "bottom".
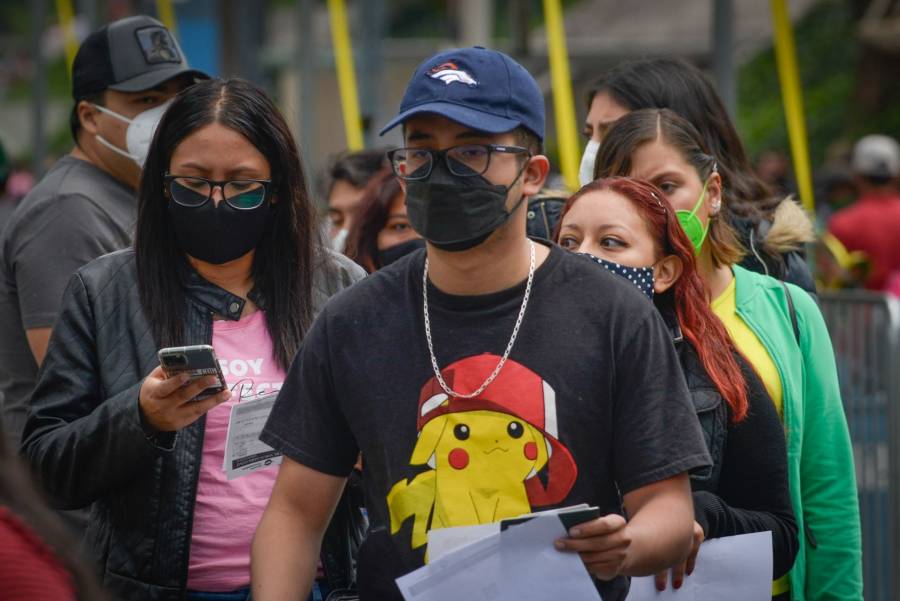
[{"left": 254, "top": 47, "right": 708, "bottom": 601}]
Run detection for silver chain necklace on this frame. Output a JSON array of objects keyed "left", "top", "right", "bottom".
[{"left": 422, "top": 239, "right": 536, "bottom": 399}]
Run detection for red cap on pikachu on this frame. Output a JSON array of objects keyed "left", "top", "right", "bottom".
[{"left": 416, "top": 353, "right": 577, "bottom": 506}]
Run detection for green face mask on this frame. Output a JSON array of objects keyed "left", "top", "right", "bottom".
[{"left": 676, "top": 177, "right": 712, "bottom": 255}]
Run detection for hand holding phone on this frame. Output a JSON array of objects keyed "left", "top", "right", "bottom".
[{"left": 138, "top": 346, "right": 231, "bottom": 433}]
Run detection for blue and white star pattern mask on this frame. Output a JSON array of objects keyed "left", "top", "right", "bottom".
[{"left": 577, "top": 253, "right": 655, "bottom": 300}]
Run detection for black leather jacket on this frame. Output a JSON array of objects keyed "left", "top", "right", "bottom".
[{"left": 21, "top": 248, "right": 365, "bottom": 601}]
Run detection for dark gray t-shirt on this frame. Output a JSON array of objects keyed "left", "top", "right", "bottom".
[
  {"left": 262, "top": 243, "right": 711, "bottom": 601},
  {"left": 0, "top": 155, "right": 135, "bottom": 446}
]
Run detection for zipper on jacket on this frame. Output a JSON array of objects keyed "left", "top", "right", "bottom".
[{"left": 539, "top": 201, "right": 551, "bottom": 238}]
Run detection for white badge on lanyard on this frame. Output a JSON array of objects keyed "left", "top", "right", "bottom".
[{"left": 222, "top": 390, "right": 283, "bottom": 480}]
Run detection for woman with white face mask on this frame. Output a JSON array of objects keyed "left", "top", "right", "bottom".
[
  {"left": 594, "top": 108, "right": 862, "bottom": 601},
  {"left": 580, "top": 57, "right": 817, "bottom": 298}
]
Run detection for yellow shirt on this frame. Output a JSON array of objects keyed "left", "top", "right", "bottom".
[{"left": 711, "top": 276, "right": 784, "bottom": 418}]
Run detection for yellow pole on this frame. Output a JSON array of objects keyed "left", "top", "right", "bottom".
[
  {"left": 156, "top": 0, "right": 178, "bottom": 37},
  {"left": 327, "top": 0, "right": 364, "bottom": 150},
  {"left": 770, "top": 0, "right": 815, "bottom": 212},
  {"left": 542, "top": 0, "right": 580, "bottom": 191},
  {"left": 55, "top": 0, "right": 79, "bottom": 76}
]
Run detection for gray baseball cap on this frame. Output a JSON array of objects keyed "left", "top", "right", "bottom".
[
  {"left": 852, "top": 135, "right": 900, "bottom": 179},
  {"left": 72, "top": 15, "right": 208, "bottom": 99}
]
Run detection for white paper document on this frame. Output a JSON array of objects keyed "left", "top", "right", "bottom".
[
  {"left": 625, "top": 531, "right": 773, "bottom": 601},
  {"left": 427, "top": 522, "right": 500, "bottom": 563},
  {"left": 222, "top": 391, "right": 282, "bottom": 480},
  {"left": 396, "top": 514, "right": 602, "bottom": 601}
]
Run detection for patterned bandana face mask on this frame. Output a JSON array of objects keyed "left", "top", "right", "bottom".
[{"left": 577, "top": 252, "right": 655, "bottom": 300}]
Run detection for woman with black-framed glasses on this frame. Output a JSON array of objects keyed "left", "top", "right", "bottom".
[{"left": 21, "top": 78, "right": 366, "bottom": 601}]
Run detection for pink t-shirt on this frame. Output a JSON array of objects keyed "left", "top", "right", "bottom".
[{"left": 187, "top": 310, "right": 285, "bottom": 591}]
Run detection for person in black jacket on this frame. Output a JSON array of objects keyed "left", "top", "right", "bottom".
[
  {"left": 20, "top": 79, "right": 365, "bottom": 601},
  {"left": 580, "top": 57, "right": 816, "bottom": 297},
  {"left": 556, "top": 177, "right": 798, "bottom": 598}
]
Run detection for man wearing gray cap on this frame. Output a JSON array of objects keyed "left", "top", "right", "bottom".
[
  {"left": 828, "top": 134, "right": 900, "bottom": 291},
  {"left": 0, "top": 15, "right": 206, "bottom": 449}
]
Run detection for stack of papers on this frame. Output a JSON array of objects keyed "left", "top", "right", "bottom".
[
  {"left": 426, "top": 503, "right": 599, "bottom": 562},
  {"left": 395, "top": 506, "right": 773, "bottom": 601},
  {"left": 396, "top": 511, "right": 603, "bottom": 601}
]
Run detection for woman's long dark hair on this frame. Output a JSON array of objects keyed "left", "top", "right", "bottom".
[
  {"left": 344, "top": 166, "right": 401, "bottom": 272},
  {"left": 588, "top": 57, "right": 779, "bottom": 220},
  {"left": 135, "top": 78, "right": 322, "bottom": 371}
]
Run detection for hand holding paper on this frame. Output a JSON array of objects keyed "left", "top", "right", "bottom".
[
  {"left": 653, "top": 520, "right": 705, "bottom": 591},
  {"left": 553, "top": 513, "right": 631, "bottom": 580}
]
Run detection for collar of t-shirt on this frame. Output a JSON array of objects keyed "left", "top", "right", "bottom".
[{"left": 419, "top": 239, "right": 562, "bottom": 313}]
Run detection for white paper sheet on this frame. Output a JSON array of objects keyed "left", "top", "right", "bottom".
[
  {"left": 426, "top": 504, "right": 593, "bottom": 562},
  {"left": 625, "top": 531, "right": 773, "bottom": 601},
  {"left": 427, "top": 522, "right": 500, "bottom": 562},
  {"left": 396, "top": 514, "right": 602, "bottom": 601}
]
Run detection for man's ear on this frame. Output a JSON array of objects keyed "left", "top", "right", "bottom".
[
  {"left": 77, "top": 100, "right": 101, "bottom": 136},
  {"left": 653, "top": 254, "right": 683, "bottom": 294},
  {"left": 521, "top": 155, "right": 549, "bottom": 197}
]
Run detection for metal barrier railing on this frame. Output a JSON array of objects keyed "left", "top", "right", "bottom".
[{"left": 820, "top": 290, "right": 900, "bottom": 601}]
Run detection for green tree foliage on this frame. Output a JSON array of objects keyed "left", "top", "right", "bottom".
[{"left": 737, "top": 0, "right": 860, "bottom": 166}]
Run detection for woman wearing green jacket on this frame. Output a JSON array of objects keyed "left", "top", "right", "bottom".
[{"left": 594, "top": 108, "right": 862, "bottom": 601}]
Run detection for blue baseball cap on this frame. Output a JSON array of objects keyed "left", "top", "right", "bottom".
[{"left": 379, "top": 46, "right": 544, "bottom": 140}]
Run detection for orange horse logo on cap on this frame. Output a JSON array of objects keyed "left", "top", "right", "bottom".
[{"left": 387, "top": 354, "right": 577, "bottom": 554}]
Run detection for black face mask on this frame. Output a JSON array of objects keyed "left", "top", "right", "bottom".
[
  {"left": 378, "top": 238, "right": 426, "bottom": 267},
  {"left": 404, "top": 161, "right": 527, "bottom": 252},
  {"left": 168, "top": 198, "right": 272, "bottom": 265}
]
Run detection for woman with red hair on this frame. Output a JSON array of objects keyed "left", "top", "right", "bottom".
[{"left": 555, "top": 177, "right": 797, "bottom": 597}]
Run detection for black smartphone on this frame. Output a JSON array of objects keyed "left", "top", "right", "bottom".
[{"left": 157, "top": 345, "right": 227, "bottom": 401}]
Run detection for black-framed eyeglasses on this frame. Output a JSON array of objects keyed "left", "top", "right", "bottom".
[
  {"left": 164, "top": 174, "right": 272, "bottom": 210},
  {"left": 387, "top": 144, "right": 530, "bottom": 181}
]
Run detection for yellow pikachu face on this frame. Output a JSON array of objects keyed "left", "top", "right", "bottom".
[{"left": 412, "top": 410, "right": 549, "bottom": 482}]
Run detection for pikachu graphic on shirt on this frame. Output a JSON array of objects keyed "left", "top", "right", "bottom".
[{"left": 387, "top": 354, "right": 578, "bottom": 555}]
